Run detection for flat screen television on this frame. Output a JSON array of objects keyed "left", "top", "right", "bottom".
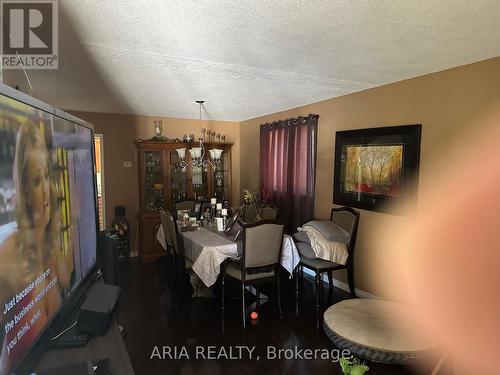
[{"left": 0, "top": 84, "right": 98, "bottom": 375}]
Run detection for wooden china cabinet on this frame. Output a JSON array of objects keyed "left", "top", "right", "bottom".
[{"left": 135, "top": 140, "right": 233, "bottom": 262}]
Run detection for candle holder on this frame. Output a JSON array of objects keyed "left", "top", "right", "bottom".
[
  {"left": 222, "top": 210, "right": 227, "bottom": 229},
  {"left": 210, "top": 203, "right": 216, "bottom": 220}
]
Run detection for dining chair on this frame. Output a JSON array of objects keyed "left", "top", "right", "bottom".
[
  {"left": 221, "top": 220, "right": 285, "bottom": 327},
  {"left": 160, "top": 210, "right": 176, "bottom": 288},
  {"left": 242, "top": 203, "right": 259, "bottom": 224},
  {"left": 162, "top": 210, "right": 193, "bottom": 301},
  {"left": 259, "top": 206, "right": 278, "bottom": 220},
  {"left": 174, "top": 200, "right": 196, "bottom": 213},
  {"left": 296, "top": 207, "right": 360, "bottom": 313}
]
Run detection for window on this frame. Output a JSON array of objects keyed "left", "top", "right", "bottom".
[{"left": 260, "top": 115, "right": 318, "bottom": 231}]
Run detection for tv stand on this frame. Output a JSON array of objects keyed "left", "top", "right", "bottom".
[
  {"left": 33, "top": 318, "right": 134, "bottom": 375},
  {"left": 33, "top": 359, "right": 111, "bottom": 375},
  {"left": 47, "top": 325, "right": 90, "bottom": 349}
]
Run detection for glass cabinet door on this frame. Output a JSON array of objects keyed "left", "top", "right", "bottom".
[
  {"left": 213, "top": 151, "right": 231, "bottom": 201},
  {"left": 192, "top": 165, "right": 208, "bottom": 201},
  {"left": 143, "top": 150, "right": 165, "bottom": 211},
  {"left": 169, "top": 150, "right": 187, "bottom": 203}
]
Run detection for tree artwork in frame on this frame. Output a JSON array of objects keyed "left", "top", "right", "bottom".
[{"left": 333, "top": 124, "right": 422, "bottom": 214}]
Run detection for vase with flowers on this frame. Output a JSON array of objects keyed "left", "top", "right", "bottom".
[{"left": 242, "top": 189, "right": 272, "bottom": 223}]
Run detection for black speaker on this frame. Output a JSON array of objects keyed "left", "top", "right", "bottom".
[
  {"left": 97, "top": 231, "right": 119, "bottom": 286},
  {"left": 77, "top": 283, "right": 120, "bottom": 336}
]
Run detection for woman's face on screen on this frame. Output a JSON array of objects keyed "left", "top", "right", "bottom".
[{"left": 24, "top": 148, "right": 50, "bottom": 229}]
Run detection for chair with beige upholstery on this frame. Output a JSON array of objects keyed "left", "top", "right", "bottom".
[
  {"left": 162, "top": 210, "right": 193, "bottom": 301},
  {"left": 259, "top": 206, "right": 278, "bottom": 220},
  {"left": 221, "top": 220, "right": 285, "bottom": 327},
  {"left": 241, "top": 203, "right": 259, "bottom": 224},
  {"left": 174, "top": 200, "right": 196, "bottom": 213},
  {"left": 242, "top": 204, "right": 278, "bottom": 223}
]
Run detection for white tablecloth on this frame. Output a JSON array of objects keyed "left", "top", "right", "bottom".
[
  {"left": 182, "top": 228, "right": 239, "bottom": 287},
  {"left": 156, "top": 225, "right": 300, "bottom": 287},
  {"left": 281, "top": 234, "right": 300, "bottom": 277}
]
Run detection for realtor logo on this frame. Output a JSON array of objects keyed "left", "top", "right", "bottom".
[{"left": 1, "top": 0, "right": 58, "bottom": 69}]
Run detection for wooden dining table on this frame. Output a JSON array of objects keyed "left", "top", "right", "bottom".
[{"left": 156, "top": 223, "right": 300, "bottom": 291}]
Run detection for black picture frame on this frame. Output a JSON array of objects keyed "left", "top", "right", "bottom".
[
  {"left": 224, "top": 208, "right": 242, "bottom": 235},
  {"left": 231, "top": 223, "right": 242, "bottom": 242},
  {"left": 333, "top": 124, "right": 421, "bottom": 214},
  {"left": 199, "top": 201, "right": 212, "bottom": 219}
]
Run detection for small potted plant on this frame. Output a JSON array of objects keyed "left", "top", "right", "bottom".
[{"left": 339, "top": 357, "right": 370, "bottom": 375}]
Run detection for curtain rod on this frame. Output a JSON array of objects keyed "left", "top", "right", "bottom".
[{"left": 261, "top": 114, "right": 319, "bottom": 129}]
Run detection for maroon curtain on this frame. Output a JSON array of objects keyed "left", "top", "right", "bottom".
[{"left": 260, "top": 114, "right": 318, "bottom": 233}]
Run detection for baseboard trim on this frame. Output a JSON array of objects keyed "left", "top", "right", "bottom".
[{"left": 302, "top": 268, "right": 378, "bottom": 299}]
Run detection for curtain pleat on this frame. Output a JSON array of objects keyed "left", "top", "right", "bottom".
[{"left": 260, "top": 114, "right": 319, "bottom": 233}]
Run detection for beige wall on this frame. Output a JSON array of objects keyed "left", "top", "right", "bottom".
[
  {"left": 69, "top": 111, "right": 240, "bottom": 251},
  {"left": 240, "top": 57, "right": 500, "bottom": 296},
  {"left": 45, "top": 57, "right": 500, "bottom": 295}
]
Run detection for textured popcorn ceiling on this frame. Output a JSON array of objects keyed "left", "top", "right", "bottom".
[{"left": 16, "top": 0, "right": 500, "bottom": 121}]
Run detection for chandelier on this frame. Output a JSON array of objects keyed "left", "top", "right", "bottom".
[{"left": 175, "top": 100, "right": 223, "bottom": 171}]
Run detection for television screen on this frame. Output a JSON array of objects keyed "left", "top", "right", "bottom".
[{"left": 0, "top": 93, "right": 97, "bottom": 375}]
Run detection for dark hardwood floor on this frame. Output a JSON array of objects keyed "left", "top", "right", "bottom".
[{"left": 117, "top": 258, "right": 434, "bottom": 375}]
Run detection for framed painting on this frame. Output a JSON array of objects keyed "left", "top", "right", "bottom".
[{"left": 333, "top": 124, "right": 422, "bottom": 214}]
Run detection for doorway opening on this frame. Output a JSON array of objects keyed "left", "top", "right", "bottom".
[{"left": 94, "top": 134, "right": 105, "bottom": 231}]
